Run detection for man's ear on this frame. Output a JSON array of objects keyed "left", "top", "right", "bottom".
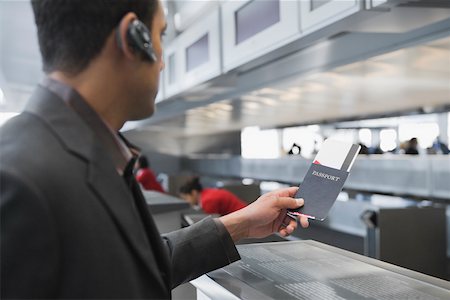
[{"left": 116, "top": 12, "right": 138, "bottom": 60}]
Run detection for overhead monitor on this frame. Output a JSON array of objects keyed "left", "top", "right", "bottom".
[
  {"left": 186, "top": 34, "right": 209, "bottom": 72},
  {"left": 311, "top": 0, "right": 333, "bottom": 11},
  {"left": 235, "top": 0, "right": 280, "bottom": 45}
]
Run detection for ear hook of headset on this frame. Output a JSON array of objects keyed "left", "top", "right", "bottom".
[{"left": 116, "top": 18, "right": 157, "bottom": 63}]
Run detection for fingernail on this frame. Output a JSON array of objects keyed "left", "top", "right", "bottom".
[
  {"left": 296, "top": 198, "right": 304, "bottom": 206},
  {"left": 287, "top": 226, "right": 293, "bottom": 233}
]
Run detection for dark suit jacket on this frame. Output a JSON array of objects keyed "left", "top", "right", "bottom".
[{"left": 0, "top": 86, "right": 239, "bottom": 299}]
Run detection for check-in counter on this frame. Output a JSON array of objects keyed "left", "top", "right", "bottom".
[
  {"left": 181, "top": 213, "right": 220, "bottom": 227},
  {"left": 292, "top": 196, "right": 447, "bottom": 279},
  {"left": 141, "top": 190, "right": 191, "bottom": 233},
  {"left": 180, "top": 156, "right": 450, "bottom": 200},
  {"left": 191, "top": 240, "right": 450, "bottom": 300}
]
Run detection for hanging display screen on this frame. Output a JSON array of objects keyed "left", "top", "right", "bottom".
[
  {"left": 311, "top": 0, "right": 332, "bottom": 11},
  {"left": 235, "top": 0, "right": 280, "bottom": 45},
  {"left": 186, "top": 34, "right": 209, "bottom": 72}
]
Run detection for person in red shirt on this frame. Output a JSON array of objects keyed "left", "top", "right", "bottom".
[
  {"left": 135, "top": 155, "right": 165, "bottom": 193},
  {"left": 179, "top": 177, "right": 247, "bottom": 216}
]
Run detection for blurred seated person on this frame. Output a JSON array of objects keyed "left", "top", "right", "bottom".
[
  {"left": 135, "top": 155, "right": 165, "bottom": 193},
  {"left": 432, "top": 137, "right": 449, "bottom": 154},
  {"left": 179, "top": 177, "right": 247, "bottom": 216},
  {"left": 405, "top": 137, "right": 419, "bottom": 155}
]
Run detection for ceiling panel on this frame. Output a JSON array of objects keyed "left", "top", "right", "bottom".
[{"left": 141, "top": 36, "right": 450, "bottom": 137}]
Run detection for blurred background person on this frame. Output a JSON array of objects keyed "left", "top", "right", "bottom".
[
  {"left": 135, "top": 155, "right": 165, "bottom": 193},
  {"left": 432, "top": 137, "right": 449, "bottom": 154},
  {"left": 405, "top": 137, "right": 420, "bottom": 155},
  {"left": 179, "top": 177, "right": 247, "bottom": 216}
]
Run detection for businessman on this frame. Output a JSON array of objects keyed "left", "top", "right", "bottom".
[{"left": 0, "top": 0, "right": 309, "bottom": 298}]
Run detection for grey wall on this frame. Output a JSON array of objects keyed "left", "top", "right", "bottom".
[{"left": 124, "top": 129, "right": 241, "bottom": 156}]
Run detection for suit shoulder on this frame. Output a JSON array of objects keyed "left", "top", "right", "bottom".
[{"left": 0, "top": 112, "right": 71, "bottom": 175}]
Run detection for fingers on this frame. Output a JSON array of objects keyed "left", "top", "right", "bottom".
[
  {"left": 299, "top": 216, "right": 309, "bottom": 228},
  {"left": 279, "top": 213, "right": 309, "bottom": 237},
  {"left": 279, "top": 222, "right": 296, "bottom": 236},
  {"left": 278, "top": 214, "right": 298, "bottom": 236},
  {"left": 272, "top": 186, "right": 299, "bottom": 198},
  {"left": 279, "top": 228, "right": 289, "bottom": 237},
  {"left": 276, "top": 196, "right": 304, "bottom": 210}
]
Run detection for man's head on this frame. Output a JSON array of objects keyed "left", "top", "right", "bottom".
[
  {"left": 409, "top": 137, "right": 418, "bottom": 147},
  {"left": 179, "top": 177, "right": 203, "bottom": 206},
  {"left": 31, "top": 0, "right": 167, "bottom": 123},
  {"left": 137, "top": 155, "right": 149, "bottom": 169}
]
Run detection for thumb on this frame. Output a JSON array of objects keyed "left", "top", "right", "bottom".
[{"left": 276, "top": 197, "right": 304, "bottom": 210}]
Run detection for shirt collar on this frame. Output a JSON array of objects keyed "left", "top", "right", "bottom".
[{"left": 41, "top": 77, "right": 139, "bottom": 175}]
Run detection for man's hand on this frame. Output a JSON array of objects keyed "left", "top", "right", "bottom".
[{"left": 219, "top": 187, "right": 309, "bottom": 242}]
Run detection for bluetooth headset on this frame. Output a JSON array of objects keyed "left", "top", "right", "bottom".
[{"left": 117, "top": 19, "right": 157, "bottom": 63}]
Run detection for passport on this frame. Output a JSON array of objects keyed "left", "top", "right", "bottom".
[{"left": 288, "top": 139, "right": 361, "bottom": 221}]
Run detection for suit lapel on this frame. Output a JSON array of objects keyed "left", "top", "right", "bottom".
[
  {"left": 25, "top": 86, "right": 168, "bottom": 292},
  {"left": 128, "top": 178, "right": 171, "bottom": 290},
  {"left": 87, "top": 148, "right": 167, "bottom": 292}
]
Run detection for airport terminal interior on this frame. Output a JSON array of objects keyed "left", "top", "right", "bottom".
[{"left": 1, "top": 0, "right": 450, "bottom": 299}]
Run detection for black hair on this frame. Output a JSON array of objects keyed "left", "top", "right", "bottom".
[
  {"left": 179, "top": 177, "right": 203, "bottom": 194},
  {"left": 138, "top": 155, "right": 149, "bottom": 168},
  {"left": 31, "top": 0, "right": 158, "bottom": 74}
]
